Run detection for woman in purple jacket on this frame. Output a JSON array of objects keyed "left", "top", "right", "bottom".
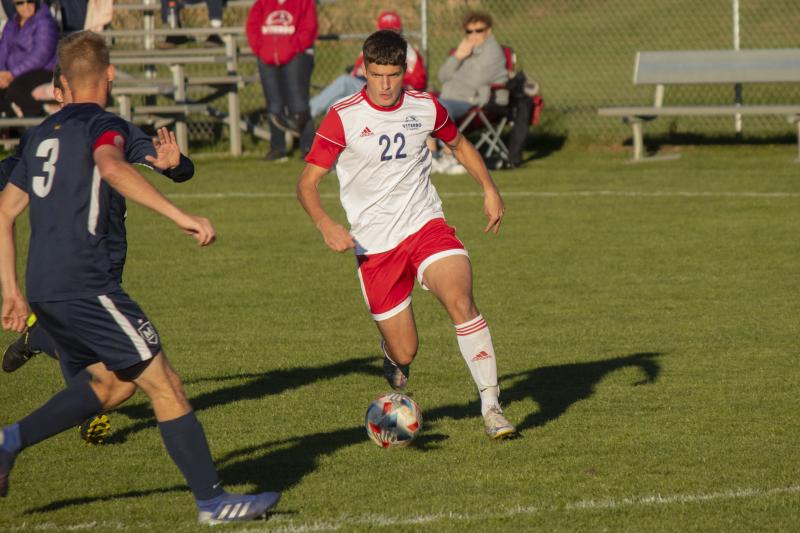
[{"left": 0, "top": 0, "right": 57, "bottom": 117}]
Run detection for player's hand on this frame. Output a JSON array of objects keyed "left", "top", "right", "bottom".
[
  {"left": 317, "top": 218, "right": 355, "bottom": 252},
  {"left": 177, "top": 214, "right": 216, "bottom": 247},
  {"left": 483, "top": 187, "right": 505, "bottom": 234},
  {"left": 145, "top": 128, "right": 181, "bottom": 170},
  {"left": 454, "top": 39, "right": 475, "bottom": 60},
  {"left": 1, "top": 292, "right": 30, "bottom": 333},
  {"left": 0, "top": 71, "right": 12, "bottom": 89}
]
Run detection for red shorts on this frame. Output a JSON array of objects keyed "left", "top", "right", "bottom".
[{"left": 356, "top": 218, "right": 468, "bottom": 321}]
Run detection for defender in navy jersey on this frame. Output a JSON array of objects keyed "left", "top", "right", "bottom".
[
  {"left": 0, "top": 31, "right": 280, "bottom": 523},
  {"left": 1, "top": 67, "right": 194, "bottom": 396}
]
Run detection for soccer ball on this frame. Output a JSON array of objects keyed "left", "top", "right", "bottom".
[{"left": 365, "top": 392, "right": 423, "bottom": 448}]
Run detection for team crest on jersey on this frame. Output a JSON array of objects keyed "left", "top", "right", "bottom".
[
  {"left": 137, "top": 321, "right": 159, "bottom": 346},
  {"left": 402, "top": 115, "right": 422, "bottom": 131},
  {"left": 359, "top": 126, "right": 374, "bottom": 137}
]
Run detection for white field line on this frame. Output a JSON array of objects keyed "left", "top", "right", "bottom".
[
  {"left": 7, "top": 485, "right": 797, "bottom": 532},
  {"left": 167, "top": 190, "right": 800, "bottom": 200}
]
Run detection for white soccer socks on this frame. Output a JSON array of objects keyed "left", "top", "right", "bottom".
[{"left": 455, "top": 315, "right": 500, "bottom": 416}]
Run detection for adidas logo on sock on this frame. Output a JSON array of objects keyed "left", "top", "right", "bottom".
[
  {"left": 471, "top": 350, "right": 493, "bottom": 361},
  {"left": 359, "top": 126, "right": 373, "bottom": 137}
]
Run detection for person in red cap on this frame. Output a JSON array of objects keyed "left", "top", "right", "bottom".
[{"left": 301, "top": 9, "right": 427, "bottom": 144}]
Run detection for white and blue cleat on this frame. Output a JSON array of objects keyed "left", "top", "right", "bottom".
[
  {"left": 381, "top": 340, "right": 409, "bottom": 391},
  {"left": 197, "top": 491, "right": 281, "bottom": 525}
]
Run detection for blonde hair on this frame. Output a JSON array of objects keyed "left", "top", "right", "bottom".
[{"left": 57, "top": 31, "right": 110, "bottom": 90}]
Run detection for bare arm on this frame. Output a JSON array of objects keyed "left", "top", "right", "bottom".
[
  {"left": 0, "top": 184, "right": 30, "bottom": 332},
  {"left": 296, "top": 163, "right": 355, "bottom": 252},
  {"left": 444, "top": 132, "right": 505, "bottom": 234},
  {"left": 94, "top": 145, "right": 215, "bottom": 246}
]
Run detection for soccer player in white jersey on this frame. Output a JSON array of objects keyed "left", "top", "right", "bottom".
[{"left": 297, "top": 30, "right": 516, "bottom": 439}]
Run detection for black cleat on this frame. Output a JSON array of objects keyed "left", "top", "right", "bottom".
[
  {"left": 80, "top": 414, "right": 111, "bottom": 445},
  {"left": 2, "top": 331, "right": 40, "bottom": 373}
]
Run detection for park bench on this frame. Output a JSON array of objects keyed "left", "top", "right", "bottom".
[{"left": 598, "top": 49, "right": 800, "bottom": 161}]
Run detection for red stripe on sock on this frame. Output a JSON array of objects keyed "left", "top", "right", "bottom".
[{"left": 456, "top": 319, "right": 487, "bottom": 336}]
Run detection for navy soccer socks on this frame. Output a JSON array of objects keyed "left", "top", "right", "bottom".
[
  {"left": 17, "top": 381, "right": 103, "bottom": 448},
  {"left": 158, "top": 411, "right": 224, "bottom": 502}
]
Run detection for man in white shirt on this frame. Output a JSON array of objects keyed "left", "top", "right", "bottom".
[{"left": 296, "top": 29, "right": 516, "bottom": 439}]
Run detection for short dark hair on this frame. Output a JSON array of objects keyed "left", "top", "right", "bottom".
[
  {"left": 362, "top": 30, "right": 407, "bottom": 70},
  {"left": 462, "top": 11, "right": 493, "bottom": 29}
]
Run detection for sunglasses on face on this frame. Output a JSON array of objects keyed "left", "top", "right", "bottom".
[{"left": 465, "top": 27, "right": 487, "bottom": 34}]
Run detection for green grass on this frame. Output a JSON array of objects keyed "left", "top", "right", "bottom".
[{"left": 0, "top": 145, "right": 799, "bottom": 531}]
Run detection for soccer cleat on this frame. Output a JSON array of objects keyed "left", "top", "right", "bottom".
[
  {"left": 197, "top": 491, "right": 281, "bottom": 525},
  {"left": 381, "top": 340, "right": 409, "bottom": 391},
  {"left": 483, "top": 406, "right": 516, "bottom": 439},
  {"left": 79, "top": 414, "right": 111, "bottom": 445},
  {"left": 2, "top": 330, "right": 40, "bottom": 373}
]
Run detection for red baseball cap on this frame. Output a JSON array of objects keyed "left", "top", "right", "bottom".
[{"left": 377, "top": 10, "right": 402, "bottom": 32}]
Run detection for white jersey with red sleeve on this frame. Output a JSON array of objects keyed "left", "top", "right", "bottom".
[{"left": 305, "top": 88, "right": 458, "bottom": 255}]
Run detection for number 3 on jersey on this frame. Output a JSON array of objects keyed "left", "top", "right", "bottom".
[
  {"left": 379, "top": 133, "right": 407, "bottom": 162},
  {"left": 33, "top": 138, "right": 59, "bottom": 198}
]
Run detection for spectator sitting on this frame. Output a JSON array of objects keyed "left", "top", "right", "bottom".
[
  {"left": 158, "top": 0, "right": 226, "bottom": 49},
  {"left": 0, "top": 0, "right": 57, "bottom": 118},
  {"left": 431, "top": 10, "right": 508, "bottom": 174}
]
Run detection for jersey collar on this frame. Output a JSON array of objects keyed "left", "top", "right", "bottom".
[{"left": 361, "top": 87, "right": 406, "bottom": 112}]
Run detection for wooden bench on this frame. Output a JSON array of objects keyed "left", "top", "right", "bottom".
[{"left": 598, "top": 49, "right": 800, "bottom": 161}]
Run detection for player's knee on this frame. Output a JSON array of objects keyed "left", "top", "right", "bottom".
[{"left": 447, "top": 293, "right": 477, "bottom": 321}]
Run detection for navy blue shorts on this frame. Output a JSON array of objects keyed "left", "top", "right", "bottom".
[{"left": 30, "top": 290, "right": 162, "bottom": 377}]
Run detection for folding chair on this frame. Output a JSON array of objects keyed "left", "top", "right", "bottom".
[
  {"left": 456, "top": 46, "right": 544, "bottom": 168},
  {"left": 455, "top": 45, "right": 517, "bottom": 163}
]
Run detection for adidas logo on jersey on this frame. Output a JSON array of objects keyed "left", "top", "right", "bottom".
[
  {"left": 471, "top": 350, "right": 493, "bottom": 362},
  {"left": 359, "top": 126, "right": 374, "bottom": 137}
]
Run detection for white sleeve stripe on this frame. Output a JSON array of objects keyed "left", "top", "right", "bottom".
[
  {"left": 433, "top": 118, "right": 449, "bottom": 132},
  {"left": 316, "top": 132, "right": 345, "bottom": 148},
  {"left": 97, "top": 295, "right": 153, "bottom": 361},
  {"left": 87, "top": 167, "right": 101, "bottom": 236}
]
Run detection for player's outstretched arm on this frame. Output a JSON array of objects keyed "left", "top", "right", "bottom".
[
  {"left": 0, "top": 184, "right": 30, "bottom": 332},
  {"left": 297, "top": 163, "right": 355, "bottom": 252},
  {"left": 446, "top": 132, "right": 506, "bottom": 234},
  {"left": 95, "top": 145, "right": 215, "bottom": 247}
]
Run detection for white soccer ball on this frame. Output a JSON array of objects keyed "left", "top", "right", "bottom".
[{"left": 365, "top": 392, "right": 423, "bottom": 448}]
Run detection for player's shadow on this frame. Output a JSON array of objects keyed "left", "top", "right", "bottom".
[
  {"left": 218, "top": 352, "right": 663, "bottom": 493},
  {"left": 106, "top": 356, "right": 379, "bottom": 444},
  {"left": 502, "top": 351, "right": 662, "bottom": 431},
  {"left": 424, "top": 351, "right": 663, "bottom": 431},
  {"left": 23, "top": 352, "right": 661, "bottom": 514}
]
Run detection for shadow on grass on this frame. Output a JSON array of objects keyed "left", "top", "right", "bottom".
[
  {"left": 24, "top": 351, "right": 661, "bottom": 513},
  {"left": 107, "top": 356, "right": 379, "bottom": 444},
  {"left": 500, "top": 351, "right": 662, "bottom": 431}
]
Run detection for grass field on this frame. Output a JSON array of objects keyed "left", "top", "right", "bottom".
[{"left": 0, "top": 144, "right": 798, "bottom": 531}]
